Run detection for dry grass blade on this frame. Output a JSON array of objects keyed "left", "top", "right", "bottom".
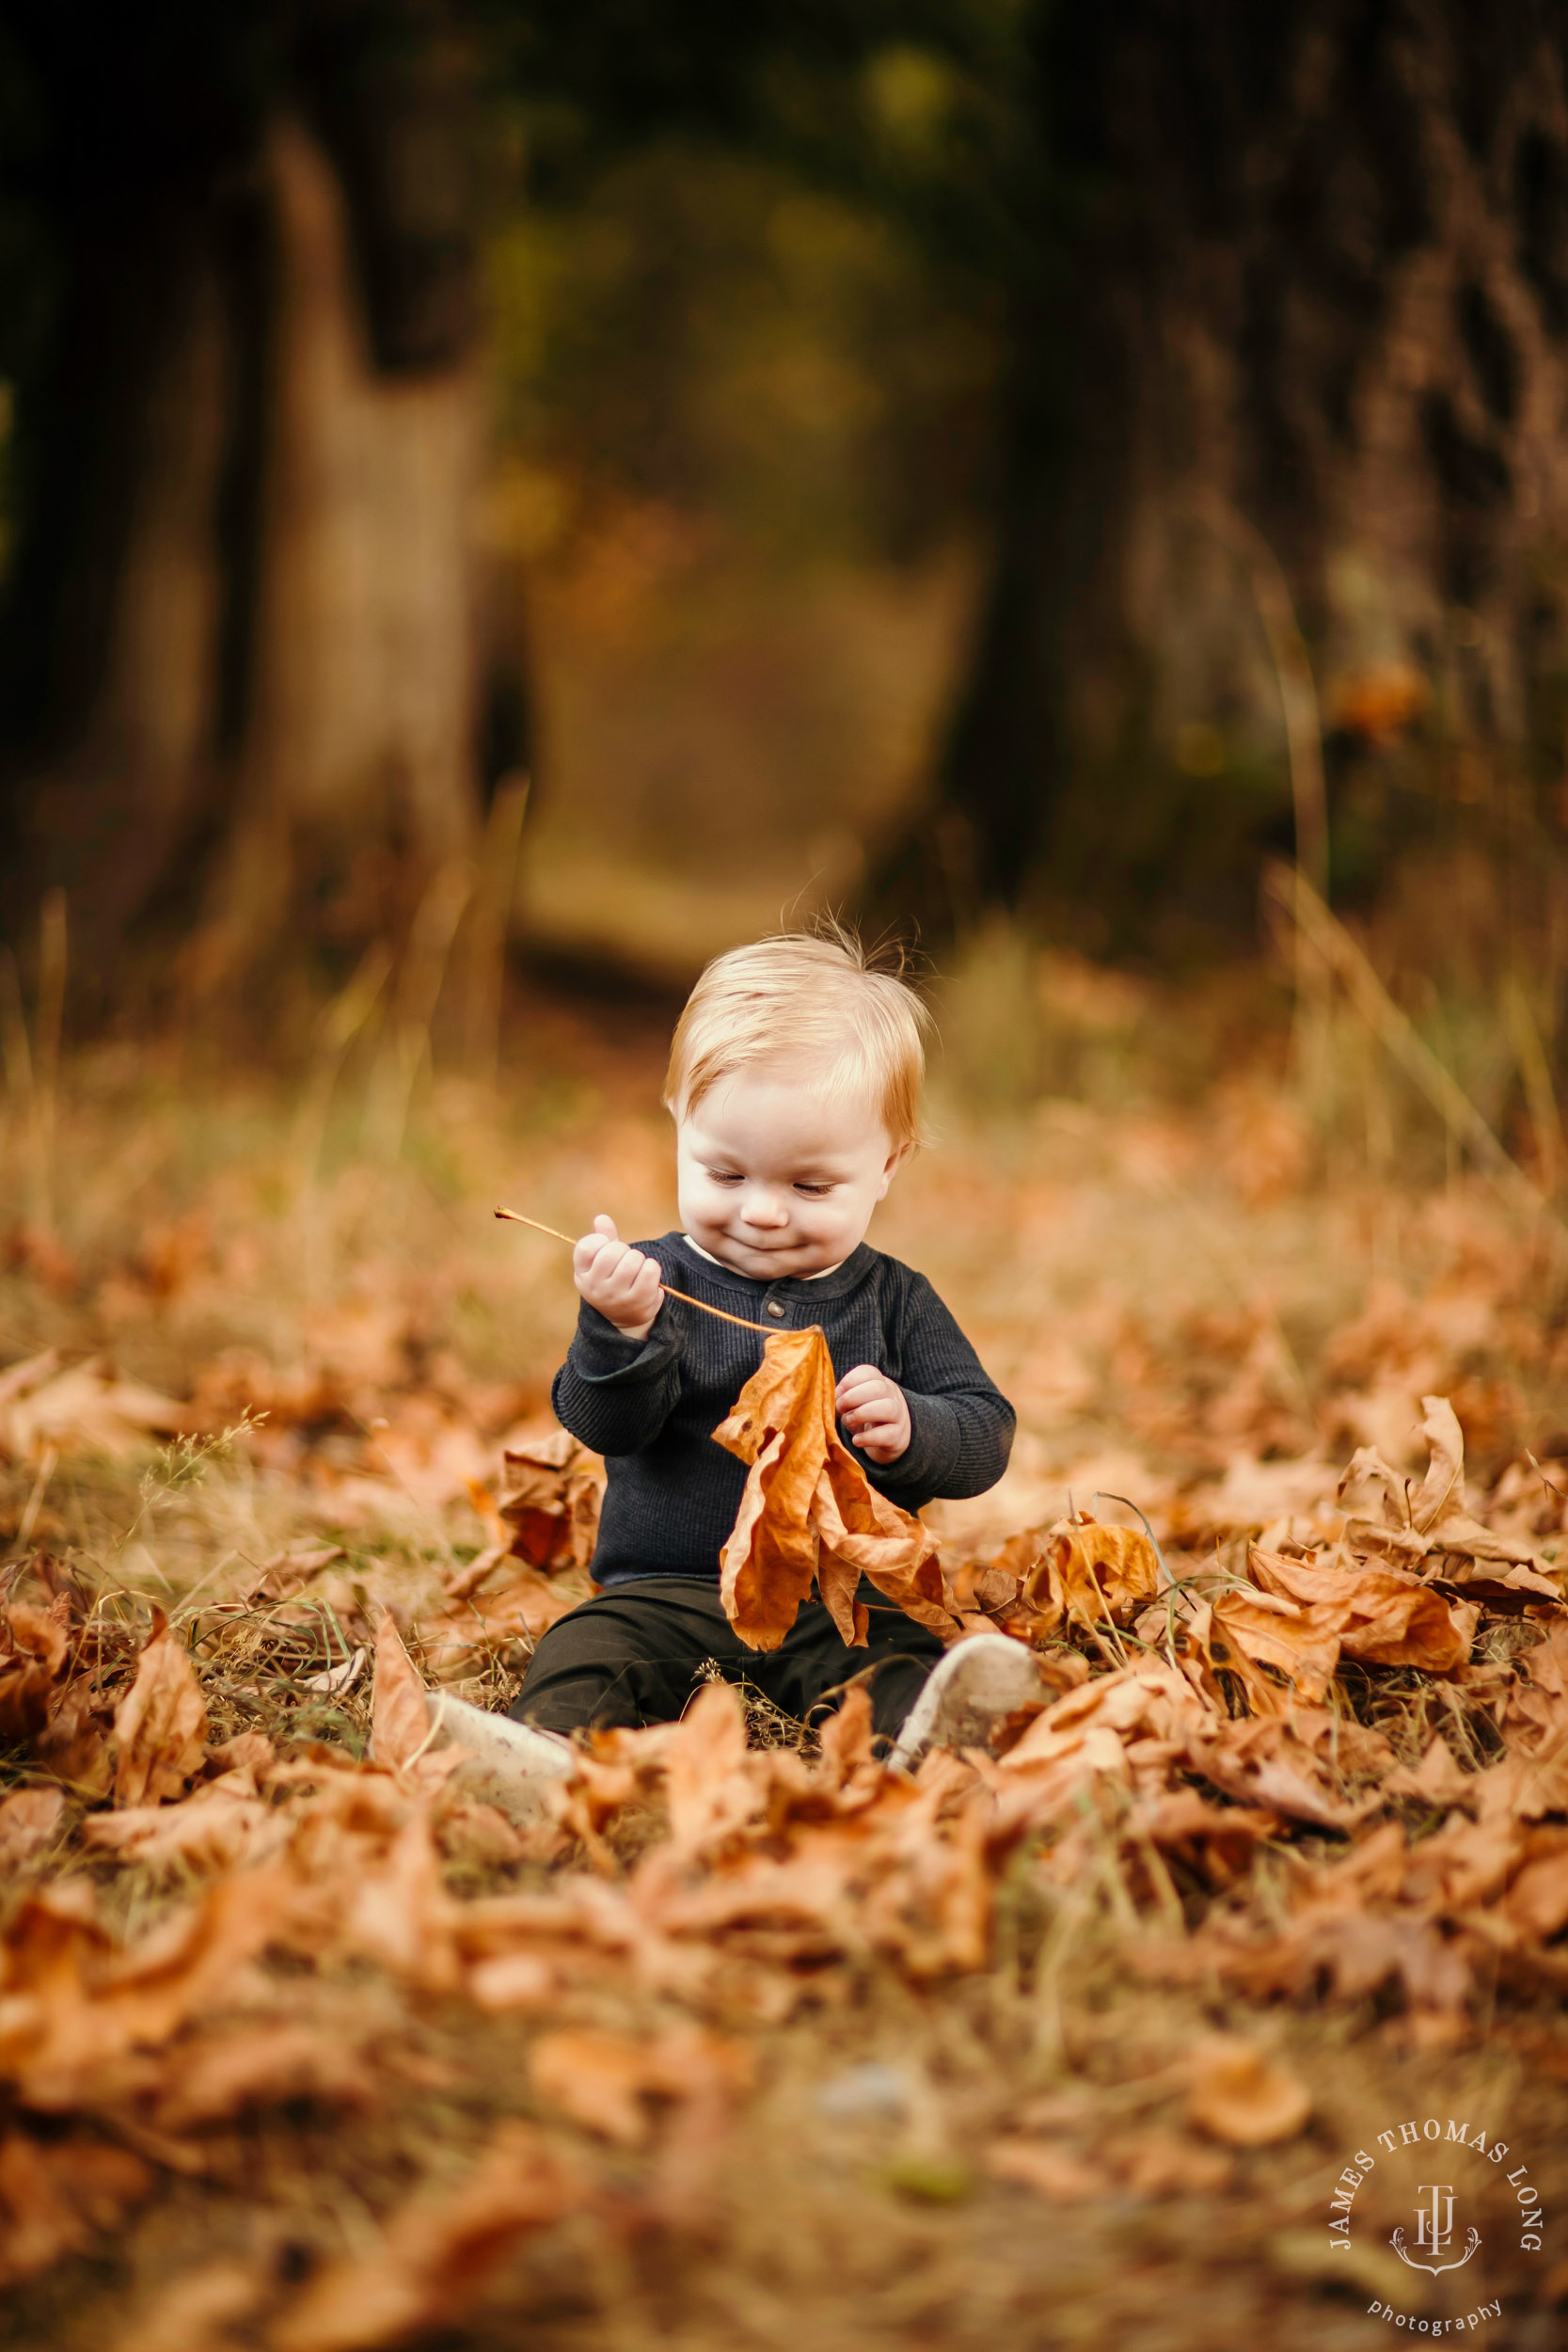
[{"left": 1269, "top": 863, "right": 1567, "bottom": 1243}]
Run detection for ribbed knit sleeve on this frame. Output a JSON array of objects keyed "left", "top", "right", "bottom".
[
  {"left": 550, "top": 1297, "right": 684, "bottom": 1457},
  {"left": 868, "top": 1273, "right": 1015, "bottom": 1501}
]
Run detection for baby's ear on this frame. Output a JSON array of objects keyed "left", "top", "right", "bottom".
[{"left": 879, "top": 1139, "right": 913, "bottom": 1195}]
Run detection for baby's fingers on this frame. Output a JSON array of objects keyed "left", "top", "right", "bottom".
[
  {"left": 599, "top": 1245, "right": 643, "bottom": 1292},
  {"left": 851, "top": 1424, "right": 903, "bottom": 1458},
  {"left": 607, "top": 1248, "right": 661, "bottom": 1308},
  {"left": 848, "top": 1405, "right": 899, "bottom": 1436},
  {"left": 574, "top": 1216, "right": 618, "bottom": 1270},
  {"left": 630, "top": 1258, "right": 664, "bottom": 1311}
]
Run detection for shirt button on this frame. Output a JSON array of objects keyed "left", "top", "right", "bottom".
[{"left": 766, "top": 1300, "right": 786, "bottom": 1320}]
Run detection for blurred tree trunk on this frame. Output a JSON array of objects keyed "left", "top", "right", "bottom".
[
  {"left": 203, "top": 115, "right": 483, "bottom": 976},
  {"left": 879, "top": 0, "right": 1568, "bottom": 956},
  {"left": 0, "top": 11, "right": 511, "bottom": 998}
]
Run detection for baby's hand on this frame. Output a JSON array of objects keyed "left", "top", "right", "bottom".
[
  {"left": 835, "top": 1364, "right": 911, "bottom": 1465},
  {"left": 574, "top": 1216, "right": 663, "bottom": 1340}
]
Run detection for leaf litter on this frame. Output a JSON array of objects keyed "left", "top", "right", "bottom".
[{"left": 7, "top": 1074, "right": 1568, "bottom": 2346}]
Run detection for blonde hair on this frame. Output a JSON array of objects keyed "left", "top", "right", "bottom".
[{"left": 664, "top": 927, "right": 932, "bottom": 1149}]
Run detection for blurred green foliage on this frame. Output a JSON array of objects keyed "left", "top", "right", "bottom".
[
  {"left": 474, "top": 0, "right": 1042, "bottom": 574},
  {"left": 487, "top": 146, "right": 1000, "bottom": 567}
]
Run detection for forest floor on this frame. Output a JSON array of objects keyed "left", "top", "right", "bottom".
[{"left": 4, "top": 967, "right": 1568, "bottom": 2351}]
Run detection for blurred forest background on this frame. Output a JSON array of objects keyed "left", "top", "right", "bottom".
[{"left": 0, "top": 0, "right": 1564, "bottom": 1071}]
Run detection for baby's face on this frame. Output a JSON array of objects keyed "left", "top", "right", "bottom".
[{"left": 675, "top": 1071, "right": 908, "bottom": 1280}]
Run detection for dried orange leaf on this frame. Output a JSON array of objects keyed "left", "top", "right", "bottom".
[
  {"left": 0, "top": 1355, "right": 190, "bottom": 1465},
  {"left": 1210, "top": 1588, "right": 1340, "bottom": 1708},
  {"left": 1186, "top": 2035, "right": 1310, "bottom": 2146},
  {"left": 421, "top": 1563, "right": 579, "bottom": 1677},
  {"left": 0, "top": 1786, "right": 65, "bottom": 1867},
  {"left": 530, "top": 2022, "right": 754, "bottom": 2149},
  {"left": 977, "top": 1520, "right": 1161, "bottom": 1644},
  {"left": 986, "top": 2137, "right": 1108, "bottom": 2201},
  {"left": 713, "top": 1327, "right": 954, "bottom": 1653},
  {"left": 269, "top": 2123, "right": 578, "bottom": 2352},
  {"left": 1247, "top": 1547, "right": 1475, "bottom": 1674},
  {"left": 153, "top": 2024, "right": 379, "bottom": 2130},
  {"left": 0, "top": 2131, "right": 152, "bottom": 2286},
  {"left": 530, "top": 2026, "right": 661, "bottom": 2144},
  {"left": 115, "top": 2262, "right": 268, "bottom": 2352},
  {"left": 371, "top": 1613, "right": 431, "bottom": 1772},
  {"left": 1113, "top": 2128, "right": 1232, "bottom": 2198},
  {"left": 1340, "top": 1395, "right": 1544, "bottom": 1580},
  {"left": 113, "top": 1615, "right": 207, "bottom": 1806},
  {"left": 498, "top": 1429, "right": 605, "bottom": 1573},
  {"left": 1030, "top": 1523, "right": 1163, "bottom": 1629}
]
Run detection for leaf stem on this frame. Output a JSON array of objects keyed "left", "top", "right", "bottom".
[{"left": 494, "top": 1205, "right": 777, "bottom": 1334}]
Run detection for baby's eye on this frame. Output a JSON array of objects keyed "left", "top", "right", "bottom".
[
  {"left": 793, "top": 1181, "right": 833, "bottom": 1197},
  {"left": 706, "top": 1168, "right": 743, "bottom": 1185}
]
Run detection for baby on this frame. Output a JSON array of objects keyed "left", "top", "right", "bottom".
[{"left": 503, "top": 930, "right": 1043, "bottom": 1766}]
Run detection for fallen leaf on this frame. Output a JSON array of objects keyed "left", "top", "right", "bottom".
[
  {"left": 986, "top": 2137, "right": 1108, "bottom": 2201},
  {"left": 0, "top": 1599, "right": 70, "bottom": 1746},
  {"left": 303, "top": 1647, "right": 365, "bottom": 1695},
  {"left": 268, "top": 2122, "right": 579, "bottom": 2352},
  {"left": 260, "top": 1546, "right": 347, "bottom": 1597},
  {"left": 421, "top": 1562, "right": 580, "bottom": 1676},
  {"left": 153, "top": 2023, "right": 380, "bottom": 2129},
  {"left": 1186, "top": 2035, "right": 1311, "bottom": 2145},
  {"left": 1112, "top": 2127, "right": 1233, "bottom": 2197},
  {"left": 497, "top": 1430, "right": 605, "bottom": 1572},
  {"left": 1027, "top": 1521, "right": 1163, "bottom": 1632},
  {"left": 371, "top": 1613, "right": 431, "bottom": 1772},
  {"left": 35, "top": 1693, "right": 113, "bottom": 1796},
  {"left": 85, "top": 1777, "right": 281, "bottom": 1873},
  {"left": 0, "top": 1867, "right": 295, "bottom": 2106},
  {"left": 1339, "top": 1396, "right": 1544, "bottom": 1581},
  {"left": 0, "top": 1355, "right": 191, "bottom": 1464},
  {"left": 979, "top": 1519, "right": 1161, "bottom": 1644},
  {"left": 1502, "top": 1837, "right": 1568, "bottom": 1944},
  {"left": 116, "top": 2262, "right": 269, "bottom": 2352},
  {"left": 0, "top": 1785, "right": 66, "bottom": 1867},
  {"left": 663, "top": 1678, "right": 752, "bottom": 1850},
  {"left": 1137, "top": 1788, "right": 1278, "bottom": 1884},
  {"left": 1247, "top": 1546, "right": 1476, "bottom": 1675},
  {"left": 114, "top": 1614, "right": 208, "bottom": 1805},
  {"left": 1383, "top": 1736, "right": 1474, "bottom": 1806},
  {"left": 207, "top": 1731, "right": 275, "bottom": 1776},
  {"left": 467, "top": 1952, "right": 557, "bottom": 2011},
  {"left": 436, "top": 1800, "right": 526, "bottom": 1868},
  {"left": 529, "top": 2023, "right": 752, "bottom": 2146},
  {"left": 1181, "top": 1712, "right": 1386, "bottom": 1828},
  {"left": 1208, "top": 1587, "right": 1339, "bottom": 1708},
  {"left": 712, "top": 1327, "right": 955, "bottom": 1652},
  {"left": 0, "top": 2130, "right": 152, "bottom": 2284}
]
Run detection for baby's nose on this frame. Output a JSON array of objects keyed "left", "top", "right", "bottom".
[{"left": 739, "top": 1186, "right": 789, "bottom": 1227}]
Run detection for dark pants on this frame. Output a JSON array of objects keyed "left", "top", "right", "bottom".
[{"left": 511, "top": 1576, "right": 945, "bottom": 1740}]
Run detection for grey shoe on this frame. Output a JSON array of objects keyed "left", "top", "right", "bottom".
[
  {"left": 421, "top": 1692, "right": 576, "bottom": 1818},
  {"left": 888, "top": 1634, "right": 1047, "bottom": 1771}
]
